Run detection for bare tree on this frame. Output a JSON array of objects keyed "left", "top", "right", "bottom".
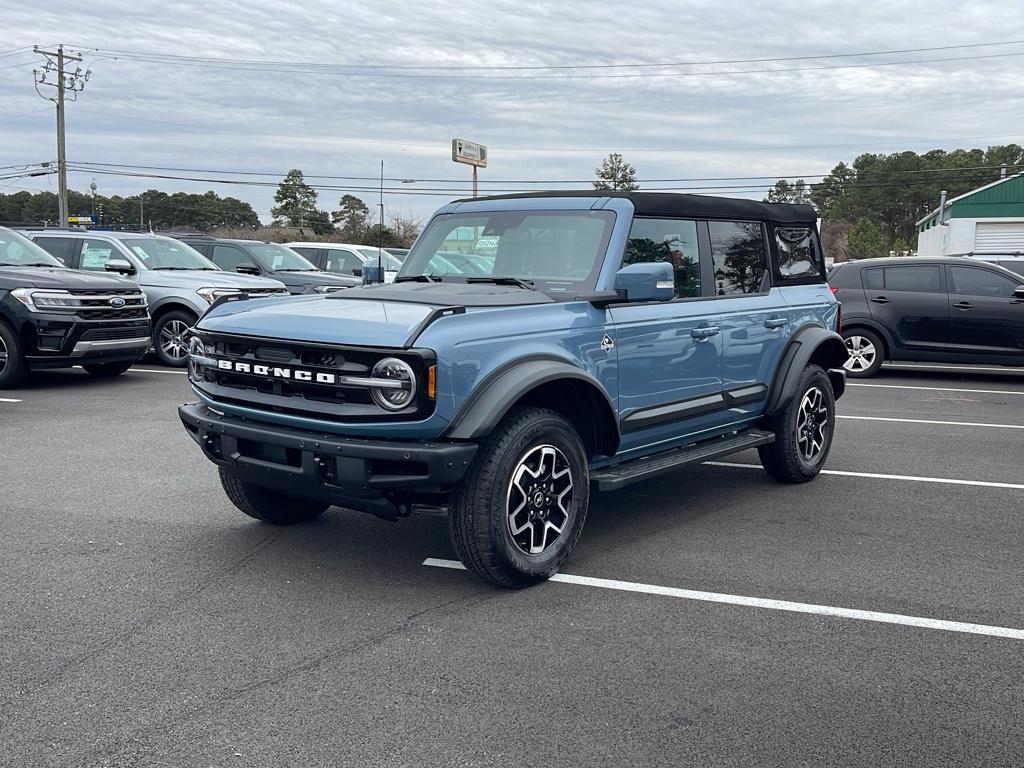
[{"left": 389, "top": 213, "right": 424, "bottom": 247}]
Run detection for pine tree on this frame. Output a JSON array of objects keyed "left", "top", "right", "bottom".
[{"left": 593, "top": 153, "right": 639, "bottom": 191}]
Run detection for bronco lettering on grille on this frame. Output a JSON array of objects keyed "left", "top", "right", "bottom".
[{"left": 217, "top": 359, "right": 338, "bottom": 384}]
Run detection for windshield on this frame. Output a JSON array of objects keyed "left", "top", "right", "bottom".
[
  {"left": 247, "top": 243, "right": 318, "bottom": 271},
  {"left": 126, "top": 237, "right": 218, "bottom": 270},
  {"left": 356, "top": 248, "right": 403, "bottom": 271},
  {"left": 0, "top": 229, "right": 64, "bottom": 268},
  {"left": 399, "top": 211, "right": 615, "bottom": 290}
]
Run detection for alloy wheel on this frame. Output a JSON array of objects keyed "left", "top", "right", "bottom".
[
  {"left": 159, "top": 320, "right": 191, "bottom": 361},
  {"left": 796, "top": 386, "right": 830, "bottom": 463},
  {"left": 0, "top": 334, "right": 7, "bottom": 374},
  {"left": 843, "top": 335, "right": 876, "bottom": 373},
  {"left": 506, "top": 444, "right": 574, "bottom": 555}
]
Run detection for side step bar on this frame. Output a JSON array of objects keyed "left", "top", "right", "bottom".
[{"left": 591, "top": 429, "right": 774, "bottom": 491}]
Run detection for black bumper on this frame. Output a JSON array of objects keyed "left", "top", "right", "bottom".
[{"left": 179, "top": 402, "right": 477, "bottom": 518}]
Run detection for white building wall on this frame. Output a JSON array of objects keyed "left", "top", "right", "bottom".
[{"left": 916, "top": 219, "right": 975, "bottom": 256}]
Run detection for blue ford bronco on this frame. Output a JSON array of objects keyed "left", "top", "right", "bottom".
[{"left": 180, "top": 192, "right": 847, "bottom": 587}]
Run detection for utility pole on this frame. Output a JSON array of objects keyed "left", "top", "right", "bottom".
[{"left": 33, "top": 45, "right": 90, "bottom": 227}]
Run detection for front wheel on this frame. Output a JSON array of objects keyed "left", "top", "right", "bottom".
[
  {"left": 0, "top": 321, "right": 28, "bottom": 389},
  {"left": 758, "top": 364, "right": 836, "bottom": 483},
  {"left": 153, "top": 310, "right": 197, "bottom": 367},
  {"left": 219, "top": 468, "right": 329, "bottom": 525},
  {"left": 449, "top": 407, "right": 590, "bottom": 588}
]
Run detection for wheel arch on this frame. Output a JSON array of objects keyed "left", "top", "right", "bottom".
[
  {"left": 150, "top": 300, "right": 200, "bottom": 324},
  {"left": 444, "top": 357, "right": 620, "bottom": 459},
  {"left": 764, "top": 325, "right": 848, "bottom": 416}
]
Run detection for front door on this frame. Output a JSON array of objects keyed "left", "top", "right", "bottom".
[
  {"left": 946, "top": 264, "right": 1024, "bottom": 358},
  {"left": 863, "top": 264, "right": 948, "bottom": 353},
  {"left": 609, "top": 216, "right": 725, "bottom": 457}
]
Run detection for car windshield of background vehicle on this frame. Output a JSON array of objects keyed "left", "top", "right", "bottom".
[
  {"left": 247, "top": 243, "right": 318, "bottom": 271},
  {"left": 356, "top": 248, "right": 403, "bottom": 271},
  {"left": 623, "top": 218, "right": 700, "bottom": 298},
  {"left": 0, "top": 230, "right": 63, "bottom": 267},
  {"left": 128, "top": 238, "right": 218, "bottom": 270},
  {"left": 709, "top": 221, "right": 769, "bottom": 295},
  {"left": 400, "top": 211, "right": 616, "bottom": 291},
  {"left": 775, "top": 227, "right": 822, "bottom": 280}
]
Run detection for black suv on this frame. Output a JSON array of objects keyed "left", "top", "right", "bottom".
[
  {"left": 0, "top": 227, "right": 149, "bottom": 387},
  {"left": 830, "top": 257, "right": 1024, "bottom": 377},
  {"left": 174, "top": 236, "right": 358, "bottom": 294}
]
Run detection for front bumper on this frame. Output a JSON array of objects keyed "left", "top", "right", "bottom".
[{"left": 179, "top": 402, "right": 477, "bottom": 518}]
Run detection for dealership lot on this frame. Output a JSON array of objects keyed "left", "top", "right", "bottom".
[{"left": 2, "top": 365, "right": 1023, "bottom": 767}]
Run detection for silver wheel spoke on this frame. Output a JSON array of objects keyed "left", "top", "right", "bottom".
[
  {"left": 796, "top": 386, "right": 830, "bottom": 463},
  {"left": 506, "top": 443, "right": 575, "bottom": 556}
]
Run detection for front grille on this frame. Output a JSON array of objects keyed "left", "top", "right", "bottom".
[
  {"left": 79, "top": 325, "right": 150, "bottom": 342},
  {"left": 194, "top": 332, "right": 434, "bottom": 422},
  {"left": 78, "top": 307, "right": 148, "bottom": 320}
]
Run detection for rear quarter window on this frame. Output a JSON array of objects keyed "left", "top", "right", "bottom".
[{"left": 774, "top": 227, "right": 823, "bottom": 282}]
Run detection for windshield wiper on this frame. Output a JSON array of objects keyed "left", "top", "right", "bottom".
[
  {"left": 153, "top": 266, "right": 215, "bottom": 271},
  {"left": 275, "top": 268, "right": 315, "bottom": 272},
  {"left": 395, "top": 274, "right": 442, "bottom": 283},
  {"left": 1, "top": 262, "right": 60, "bottom": 267},
  {"left": 465, "top": 276, "right": 535, "bottom": 289}
]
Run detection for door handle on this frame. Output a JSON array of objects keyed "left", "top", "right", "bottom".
[
  {"left": 870, "top": 296, "right": 890, "bottom": 304},
  {"left": 953, "top": 301, "right": 973, "bottom": 310},
  {"left": 764, "top": 317, "right": 787, "bottom": 329},
  {"left": 691, "top": 326, "right": 720, "bottom": 340}
]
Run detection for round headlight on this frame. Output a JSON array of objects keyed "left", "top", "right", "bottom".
[
  {"left": 370, "top": 357, "right": 416, "bottom": 411},
  {"left": 187, "top": 336, "right": 207, "bottom": 382}
]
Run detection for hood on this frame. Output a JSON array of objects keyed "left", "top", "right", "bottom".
[
  {"left": 0, "top": 266, "right": 139, "bottom": 291},
  {"left": 268, "top": 270, "right": 360, "bottom": 288},
  {"left": 138, "top": 270, "right": 286, "bottom": 291},
  {"left": 198, "top": 293, "right": 435, "bottom": 348}
]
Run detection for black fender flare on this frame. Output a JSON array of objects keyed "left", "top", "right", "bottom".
[
  {"left": 764, "top": 326, "right": 848, "bottom": 416},
  {"left": 444, "top": 356, "right": 620, "bottom": 457}
]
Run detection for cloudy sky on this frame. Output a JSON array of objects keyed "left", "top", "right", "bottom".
[{"left": 1, "top": 0, "right": 1023, "bottom": 223}]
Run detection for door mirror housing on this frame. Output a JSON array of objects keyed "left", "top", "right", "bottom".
[
  {"left": 236, "top": 262, "right": 261, "bottom": 275},
  {"left": 613, "top": 262, "right": 674, "bottom": 303},
  {"left": 104, "top": 258, "right": 135, "bottom": 275},
  {"left": 361, "top": 265, "right": 384, "bottom": 284},
  {"left": 352, "top": 267, "right": 363, "bottom": 277},
  {"left": 1014, "top": 285, "right": 1024, "bottom": 299}
]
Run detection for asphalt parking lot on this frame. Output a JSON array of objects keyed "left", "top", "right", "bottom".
[{"left": 2, "top": 363, "right": 1023, "bottom": 767}]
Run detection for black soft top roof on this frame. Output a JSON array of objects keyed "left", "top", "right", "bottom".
[{"left": 457, "top": 190, "right": 817, "bottom": 226}]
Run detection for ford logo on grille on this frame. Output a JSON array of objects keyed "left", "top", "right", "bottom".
[{"left": 108, "top": 296, "right": 127, "bottom": 308}]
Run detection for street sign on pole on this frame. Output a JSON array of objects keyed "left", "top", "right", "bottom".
[{"left": 452, "top": 139, "right": 487, "bottom": 168}]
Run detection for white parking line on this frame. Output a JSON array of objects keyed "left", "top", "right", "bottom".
[
  {"left": 422, "top": 558, "right": 1024, "bottom": 641},
  {"left": 0, "top": 397, "right": 21, "bottom": 403},
  {"left": 848, "top": 383, "right": 1024, "bottom": 396},
  {"left": 706, "top": 461, "right": 1024, "bottom": 490},
  {"left": 838, "top": 414, "right": 1024, "bottom": 430}
]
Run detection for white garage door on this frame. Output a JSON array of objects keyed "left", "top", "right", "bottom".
[{"left": 974, "top": 221, "right": 1024, "bottom": 253}]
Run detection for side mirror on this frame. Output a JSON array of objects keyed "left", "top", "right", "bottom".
[
  {"left": 613, "top": 261, "right": 674, "bottom": 303},
  {"left": 352, "top": 267, "right": 363, "bottom": 277},
  {"left": 1014, "top": 285, "right": 1024, "bottom": 299},
  {"left": 105, "top": 258, "right": 135, "bottom": 275},
  {"left": 236, "top": 262, "right": 261, "bottom": 275},
  {"left": 362, "top": 265, "right": 384, "bottom": 284}
]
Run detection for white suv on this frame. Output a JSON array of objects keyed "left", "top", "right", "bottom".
[{"left": 286, "top": 242, "right": 401, "bottom": 283}]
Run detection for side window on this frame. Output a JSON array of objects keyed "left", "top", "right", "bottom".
[
  {"left": 291, "top": 247, "right": 321, "bottom": 264},
  {"left": 883, "top": 266, "right": 941, "bottom": 292},
  {"left": 774, "top": 227, "right": 822, "bottom": 280},
  {"left": 623, "top": 218, "right": 700, "bottom": 298},
  {"left": 79, "top": 239, "right": 117, "bottom": 271},
  {"left": 211, "top": 245, "right": 252, "bottom": 272},
  {"left": 862, "top": 268, "right": 884, "bottom": 291},
  {"left": 709, "top": 221, "right": 769, "bottom": 295},
  {"left": 997, "top": 260, "right": 1024, "bottom": 278},
  {"left": 33, "top": 236, "right": 77, "bottom": 264},
  {"left": 949, "top": 266, "right": 1018, "bottom": 298}
]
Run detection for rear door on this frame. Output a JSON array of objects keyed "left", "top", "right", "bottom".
[
  {"left": 863, "top": 264, "right": 948, "bottom": 353},
  {"left": 608, "top": 216, "right": 725, "bottom": 456},
  {"left": 946, "top": 264, "right": 1024, "bottom": 358}
]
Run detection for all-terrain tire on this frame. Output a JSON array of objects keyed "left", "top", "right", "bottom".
[
  {"left": 82, "top": 361, "right": 135, "bottom": 378},
  {"left": 0, "top": 320, "right": 28, "bottom": 389},
  {"left": 448, "top": 407, "right": 590, "bottom": 588},
  {"left": 219, "top": 467, "right": 329, "bottom": 525},
  {"left": 758, "top": 364, "right": 836, "bottom": 483}
]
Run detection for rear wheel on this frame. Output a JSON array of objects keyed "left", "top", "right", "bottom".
[
  {"left": 758, "top": 364, "right": 836, "bottom": 483},
  {"left": 842, "top": 329, "right": 884, "bottom": 377},
  {"left": 153, "top": 310, "right": 196, "bottom": 367},
  {"left": 82, "top": 361, "right": 134, "bottom": 378},
  {"left": 219, "top": 468, "right": 330, "bottom": 525},
  {"left": 449, "top": 407, "right": 589, "bottom": 588},
  {"left": 0, "top": 321, "right": 28, "bottom": 389}
]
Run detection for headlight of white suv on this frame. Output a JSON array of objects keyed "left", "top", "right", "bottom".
[{"left": 196, "top": 287, "right": 243, "bottom": 305}]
